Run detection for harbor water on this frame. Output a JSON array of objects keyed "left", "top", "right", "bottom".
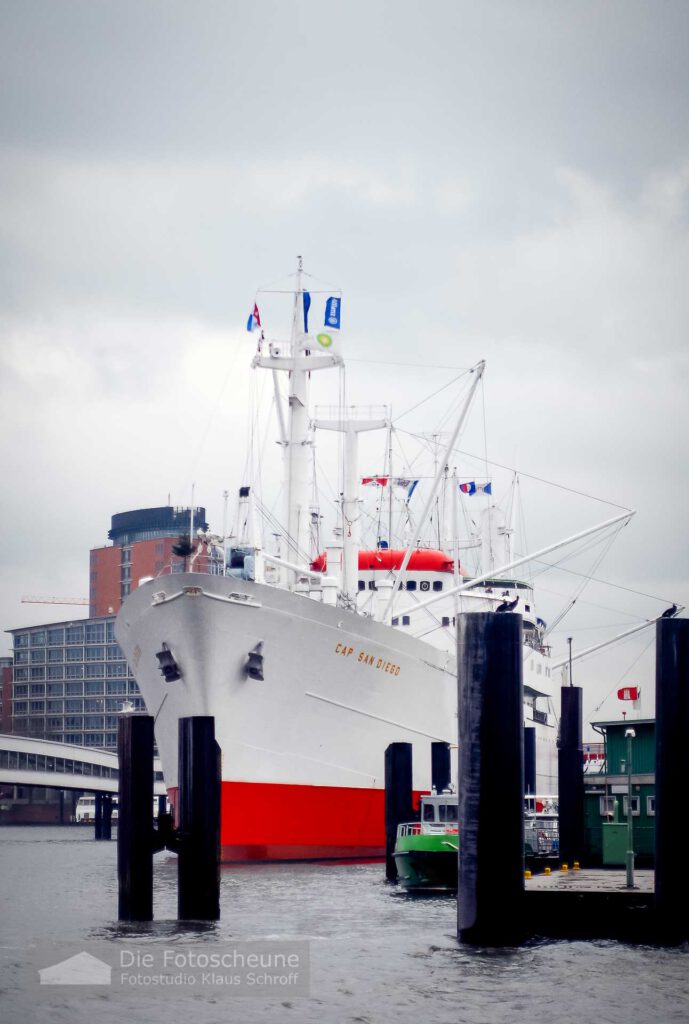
[{"left": 1, "top": 827, "right": 688, "bottom": 1024}]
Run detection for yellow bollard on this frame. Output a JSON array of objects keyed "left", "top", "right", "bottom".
[
  {"left": 524, "top": 869, "right": 532, "bottom": 880},
  {"left": 544, "top": 866, "right": 551, "bottom": 875},
  {"left": 573, "top": 861, "right": 580, "bottom": 872},
  {"left": 561, "top": 863, "right": 569, "bottom": 872}
]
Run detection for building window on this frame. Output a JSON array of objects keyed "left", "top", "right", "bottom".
[
  {"left": 106, "top": 644, "right": 124, "bottom": 661},
  {"left": 122, "top": 547, "right": 132, "bottom": 564},
  {"left": 84, "top": 733, "right": 105, "bottom": 747},
  {"left": 65, "top": 625, "right": 84, "bottom": 644},
  {"left": 121, "top": 583, "right": 131, "bottom": 598},
  {"left": 29, "top": 701, "right": 45, "bottom": 714},
  {"left": 14, "top": 685, "right": 28, "bottom": 698},
  {"left": 30, "top": 683, "right": 45, "bottom": 696},
  {"left": 85, "top": 679, "right": 105, "bottom": 694},
  {"left": 15, "top": 633, "right": 29, "bottom": 648},
  {"left": 599, "top": 796, "right": 615, "bottom": 817},
  {"left": 65, "top": 716, "right": 83, "bottom": 730},
  {"left": 85, "top": 646, "right": 105, "bottom": 662},
  {"left": 47, "top": 699, "right": 63, "bottom": 713},
  {"left": 128, "top": 680, "right": 141, "bottom": 695},
  {"left": 106, "top": 662, "right": 127, "bottom": 678},
  {"left": 121, "top": 565, "right": 131, "bottom": 581},
  {"left": 47, "top": 683, "right": 64, "bottom": 696},
  {"left": 47, "top": 648, "right": 63, "bottom": 663},
  {"left": 65, "top": 681, "right": 84, "bottom": 695},
  {"left": 85, "top": 623, "right": 106, "bottom": 644},
  {"left": 46, "top": 717, "right": 63, "bottom": 730},
  {"left": 15, "top": 650, "right": 29, "bottom": 665},
  {"left": 432, "top": 581, "right": 443, "bottom": 592},
  {"left": 84, "top": 715, "right": 105, "bottom": 729},
  {"left": 65, "top": 665, "right": 84, "bottom": 680},
  {"left": 647, "top": 796, "right": 656, "bottom": 817},
  {"left": 30, "top": 649, "right": 46, "bottom": 664},
  {"left": 66, "top": 647, "right": 84, "bottom": 662},
  {"left": 623, "top": 795, "right": 641, "bottom": 817},
  {"left": 30, "top": 667, "right": 46, "bottom": 681},
  {"left": 84, "top": 698, "right": 105, "bottom": 712},
  {"left": 105, "top": 621, "right": 115, "bottom": 642},
  {"left": 106, "top": 680, "right": 127, "bottom": 695},
  {"left": 85, "top": 665, "right": 105, "bottom": 681},
  {"left": 30, "top": 631, "right": 46, "bottom": 646},
  {"left": 64, "top": 699, "right": 83, "bottom": 713},
  {"left": 47, "top": 666, "right": 64, "bottom": 680},
  {"left": 14, "top": 701, "right": 28, "bottom": 714},
  {"left": 13, "top": 668, "right": 28, "bottom": 682}
]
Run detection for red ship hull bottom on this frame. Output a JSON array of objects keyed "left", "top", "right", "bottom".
[{"left": 168, "top": 780, "right": 389, "bottom": 862}]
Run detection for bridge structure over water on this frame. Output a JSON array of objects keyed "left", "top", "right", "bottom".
[{"left": 0, "top": 732, "right": 166, "bottom": 796}]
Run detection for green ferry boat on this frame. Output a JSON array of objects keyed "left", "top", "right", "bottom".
[{"left": 393, "top": 793, "right": 459, "bottom": 891}]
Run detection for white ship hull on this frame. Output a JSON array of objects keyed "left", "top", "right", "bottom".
[{"left": 116, "top": 571, "right": 558, "bottom": 861}]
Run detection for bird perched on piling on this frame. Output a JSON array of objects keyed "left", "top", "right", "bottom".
[
  {"left": 496, "top": 596, "right": 519, "bottom": 613},
  {"left": 661, "top": 604, "right": 678, "bottom": 618}
]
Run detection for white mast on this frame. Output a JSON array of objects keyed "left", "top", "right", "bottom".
[
  {"left": 251, "top": 258, "right": 342, "bottom": 587},
  {"left": 313, "top": 410, "right": 389, "bottom": 604}
]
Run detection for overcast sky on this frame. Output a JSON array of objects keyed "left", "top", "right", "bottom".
[{"left": 1, "top": 1, "right": 687, "bottom": 730}]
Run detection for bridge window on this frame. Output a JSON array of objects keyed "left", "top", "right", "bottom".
[
  {"left": 47, "top": 628, "right": 64, "bottom": 645},
  {"left": 433, "top": 581, "right": 443, "bottom": 592}
]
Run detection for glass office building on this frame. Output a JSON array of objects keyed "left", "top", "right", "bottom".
[{"left": 9, "top": 616, "right": 145, "bottom": 749}]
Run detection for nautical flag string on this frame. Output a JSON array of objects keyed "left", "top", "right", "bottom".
[
  {"left": 246, "top": 303, "right": 261, "bottom": 332},
  {"left": 459, "top": 481, "right": 492, "bottom": 495}
]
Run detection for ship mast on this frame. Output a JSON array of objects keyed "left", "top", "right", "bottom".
[{"left": 251, "top": 258, "right": 342, "bottom": 587}]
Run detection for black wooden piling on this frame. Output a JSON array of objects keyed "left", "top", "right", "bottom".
[
  {"left": 384, "top": 742, "right": 413, "bottom": 881},
  {"left": 655, "top": 617, "right": 689, "bottom": 942},
  {"left": 431, "top": 741, "right": 451, "bottom": 794},
  {"left": 118, "top": 714, "right": 155, "bottom": 921},
  {"left": 523, "top": 726, "right": 536, "bottom": 798},
  {"left": 95, "top": 792, "right": 113, "bottom": 840},
  {"left": 457, "top": 612, "right": 525, "bottom": 945},
  {"left": 558, "top": 686, "right": 584, "bottom": 866},
  {"left": 177, "top": 716, "right": 221, "bottom": 920}
]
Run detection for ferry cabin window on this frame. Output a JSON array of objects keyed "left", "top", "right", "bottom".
[
  {"left": 406, "top": 580, "right": 417, "bottom": 591},
  {"left": 432, "top": 581, "right": 443, "bottom": 592},
  {"left": 402, "top": 615, "right": 410, "bottom": 626},
  {"left": 368, "top": 581, "right": 376, "bottom": 590},
  {"left": 441, "top": 616, "right": 451, "bottom": 627},
  {"left": 358, "top": 580, "right": 366, "bottom": 591},
  {"left": 423, "top": 803, "right": 436, "bottom": 821},
  {"left": 439, "top": 804, "right": 458, "bottom": 822},
  {"left": 392, "top": 617, "right": 399, "bottom": 626}
]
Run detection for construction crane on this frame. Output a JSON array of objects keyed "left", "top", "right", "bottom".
[{"left": 21, "top": 597, "right": 89, "bottom": 606}]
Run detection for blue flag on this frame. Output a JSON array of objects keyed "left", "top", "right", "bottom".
[
  {"left": 303, "top": 291, "right": 311, "bottom": 333},
  {"left": 324, "top": 296, "right": 341, "bottom": 329}
]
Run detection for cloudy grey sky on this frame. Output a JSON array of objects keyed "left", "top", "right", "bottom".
[{"left": 1, "top": 1, "right": 687, "bottom": 728}]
